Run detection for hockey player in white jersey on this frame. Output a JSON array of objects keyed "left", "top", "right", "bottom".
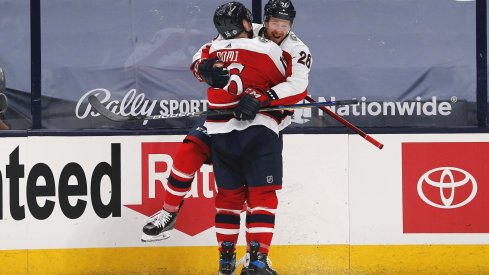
[{"left": 142, "top": 3, "right": 311, "bottom": 274}]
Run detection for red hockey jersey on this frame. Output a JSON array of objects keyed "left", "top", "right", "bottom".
[{"left": 203, "top": 37, "right": 295, "bottom": 135}]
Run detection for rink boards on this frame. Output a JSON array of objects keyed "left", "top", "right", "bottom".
[{"left": 1, "top": 133, "right": 489, "bottom": 274}]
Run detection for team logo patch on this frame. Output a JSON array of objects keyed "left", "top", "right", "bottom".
[
  {"left": 267, "top": 175, "right": 274, "bottom": 184},
  {"left": 402, "top": 142, "right": 489, "bottom": 233}
]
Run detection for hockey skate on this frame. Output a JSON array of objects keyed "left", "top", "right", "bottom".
[
  {"left": 240, "top": 241, "right": 277, "bottom": 275},
  {"left": 219, "top": 241, "right": 236, "bottom": 275},
  {"left": 141, "top": 208, "right": 179, "bottom": 242}
]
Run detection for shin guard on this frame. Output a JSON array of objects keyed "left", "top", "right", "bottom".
[
  {"left": 246, "top": 189, "right": 278, "bottom": 254},
  {"left": 215, "top": 187, "right": 246, "bottom": 246},
  {"left": 163, "top": 140, "right": 209, "bottom": 211}
]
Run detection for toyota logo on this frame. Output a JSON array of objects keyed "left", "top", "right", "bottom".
[{"left": 417, "top": 167, "right": 477, "bottom": 209}]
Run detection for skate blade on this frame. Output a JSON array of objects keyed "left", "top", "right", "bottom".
[{"left": 141, "top": 231, "right": 171, "bottom": 242}]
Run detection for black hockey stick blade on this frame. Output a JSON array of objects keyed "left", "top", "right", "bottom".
[
  {"left": 0, "top": 68, "right": 8, "bottom": 113},
  {"left": 89, "top": 95, "right": 358, "bottom": 122},
  {"left": 0, "top": 67, "right": 5, "bottom": 93},
  {"left": 88, "top": 95, "right": 150, "bottom": 122},
  {"left": 0, "top": 94, "right": 7, "bottom": 114}
]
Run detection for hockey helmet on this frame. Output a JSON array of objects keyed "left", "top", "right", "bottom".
[
  {"left": 264, "top": 0, "right": 296, "bottom": 23},
  {"left": 213, "top": 1, "right": 253, "bottom": 39}
]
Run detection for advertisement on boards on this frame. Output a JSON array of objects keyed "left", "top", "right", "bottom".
[
  {"left": 403, "top": 142, "right": 489, "bottom": 233},
  {"left": 0, "top": 134, "right": 349, "bottom": 250}
]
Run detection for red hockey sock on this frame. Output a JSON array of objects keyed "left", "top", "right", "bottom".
[
  {"left": 163, "top": 140, "right": 209, "bottom": 212},
  {"left": 215, "top": 187, "right": 246, "bottom": 246},
  {"left": 246, "top": 189, "right": 278, "bottom": 254}
]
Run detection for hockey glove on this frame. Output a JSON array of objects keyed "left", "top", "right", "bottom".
[
  {"left": 234, "top": 87, "right": 271, "bottom": 121},
  {"left": 195, "top": 58, "right": 230, "bottom": 88}
]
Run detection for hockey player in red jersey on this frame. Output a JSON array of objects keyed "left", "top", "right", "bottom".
[
  {"left": 142, "top": 3, "right": 311, "bottom": 273},
  {"left": 206, "top": 2, "right": 305, "bottom": 274},
  {"left": 141, "top": 0, "right": 310, "bottom": 240}
]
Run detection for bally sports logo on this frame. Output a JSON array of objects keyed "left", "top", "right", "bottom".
[
  {"left": 125, "top": 142, "right": 217, "bottom": 236},
  {"left": 402, "top": 142, "right": 489, "bottom": 233}
]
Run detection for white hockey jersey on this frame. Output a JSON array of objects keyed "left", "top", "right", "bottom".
[{"left": 253, "top": 24, "right": 311, "bottom": 100}]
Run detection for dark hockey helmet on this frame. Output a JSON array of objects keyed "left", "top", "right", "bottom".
[
  {"left": 264, "top": 0, "right": 296, "bottom": 23},
  {"left": 213, "top": 1, "right": 253, "bottom": 39}
]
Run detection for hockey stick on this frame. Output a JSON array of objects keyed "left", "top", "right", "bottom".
[
  {"left": 305, "top": 95, "right": 384, "bottom": 149},
  {"left": 88, "top": 95, "right": 357, "bottom": 122},
  {"left": 0, "top": 67, "right": 7, "bottom": 113}
]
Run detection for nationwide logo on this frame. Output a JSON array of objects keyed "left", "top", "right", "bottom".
[
  {"left": 291, "top": 96, "right": 456, "bottom": 125},
  {"left": 124, "top": 142, "right": 216, "bottom": 236},
  {"left": 320, "top": 96, "right": 455, "bottom": 117},
  {"left": 402, "top": 142, "right": 489, "bottom": 233}
]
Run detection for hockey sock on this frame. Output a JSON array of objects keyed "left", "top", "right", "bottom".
[
  {"left": 246, "top": 189, "right": 278, "bottom": 254},
  {"left": 163, "top": 140, "right": 209, "bottom": 212},
  {"left": 215, "top": 186, "right": 246, "bottom": 247}
]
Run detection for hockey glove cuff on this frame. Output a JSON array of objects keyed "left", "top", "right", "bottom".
[{"left": 243, "top": 87, "right": 271, "bottom": 107}]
